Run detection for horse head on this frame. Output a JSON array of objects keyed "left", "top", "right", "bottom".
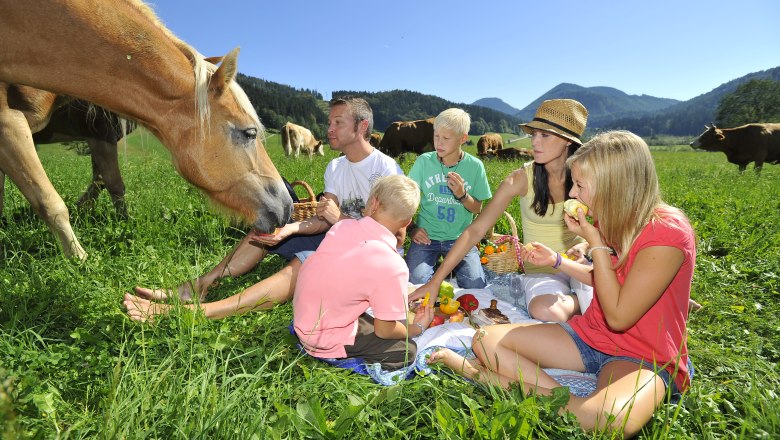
[{"left": 166, "top": 48, "right": 293, "bottom": 233}]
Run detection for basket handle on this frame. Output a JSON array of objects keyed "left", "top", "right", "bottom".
[
  {"left": 502, "top": 211, "right": 519, "bottom": 238},
  {"left": 290, "top": 180, "right": 317, "bottom": 201}
]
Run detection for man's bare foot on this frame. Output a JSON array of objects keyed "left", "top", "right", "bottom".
[
  {"left": 133, "top": 279, "right": 209, "bottom": 303},
  {"left": 123, "top": 293, "right": 174, "bottom": 322}
]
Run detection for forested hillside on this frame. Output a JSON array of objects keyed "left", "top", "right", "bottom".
[
  {"left": 605, "top": 66, "right": 780, "bottom": 136},
  {"left": 333, "top": 89, "right": 522, "bottom": 135},
  {"left": 516, "top": 83, "right": 680, "bottom": 128},
  {"left": 236, "top": 73, "right": 328, "bottom": 138},
  {"left": 237, "top": 75, "right": 522, "bottom": 139},
  {"left": 237, "top": 66, "right": 780, "bottom": 139}
]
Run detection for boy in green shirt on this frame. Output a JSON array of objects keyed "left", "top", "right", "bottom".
[{"left": 405, "top": 108, "right": 492, "bottom": 288}]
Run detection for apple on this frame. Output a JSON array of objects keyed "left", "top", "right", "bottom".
[
  {"left": 448, "top": 310, "right": 465, "bottom": 323},
  {"left": 430, "top": 315, "right": 445, "bottom": 327}
]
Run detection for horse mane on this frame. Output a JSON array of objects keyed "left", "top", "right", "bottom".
[{"left": 126, "top": 0, "right": 262, "bottom": 139}]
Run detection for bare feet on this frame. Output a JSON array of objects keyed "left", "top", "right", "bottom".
[
  {"left": 427, "top": 348, "right": 481, "bottom": 379},
  {"left": 133, "top": 279, "right": 210, "bottom": 303},
  {"left": 123, "top": 293, "right": 174, "bottom": 322}
]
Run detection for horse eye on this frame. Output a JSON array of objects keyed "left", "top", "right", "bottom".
[{"left": 243, "top": 128, "right": 257, "bottom": 140}]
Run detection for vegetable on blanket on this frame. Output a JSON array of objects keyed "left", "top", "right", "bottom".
[
  {"left": 456, "top": 293, "right": 479, "bottom": 312},
  {"left": 439, "top": 298, "right": 460, "bottom": 315},
  {"left": 421, "top": 292, "right": 431, "bottom": 307},
  {"left": 438, "top": 281, "right": 455, "bottom": 300}
]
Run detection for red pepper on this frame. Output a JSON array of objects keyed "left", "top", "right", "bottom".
[{"left": 456, "top": 293, "right": 479, "bottom": 312}]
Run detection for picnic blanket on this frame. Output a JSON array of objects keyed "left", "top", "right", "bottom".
[{"left": 299, "top": 275, "right": 600, "bottom": 397}]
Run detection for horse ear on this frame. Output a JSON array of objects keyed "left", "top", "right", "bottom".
[
  {"left": 204, "top": 56, "right": 224, "bottom": 65},
  {"left": 210, "top": 47, "right": 240, "bottom": 96}
]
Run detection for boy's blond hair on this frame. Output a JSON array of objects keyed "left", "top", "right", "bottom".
[
  {"left": 434, "top": 108, "right": 471, "bottom": 137},
  {"left": 369, "top": 175, "right": 420, "bottom": 221}
]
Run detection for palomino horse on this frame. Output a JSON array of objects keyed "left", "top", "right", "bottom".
[
  {"left": 0, "top": 0, "right": 293, "bottom": 260},
  {"left": 0, "top": 86, "right": 134, "bottom": 219}
]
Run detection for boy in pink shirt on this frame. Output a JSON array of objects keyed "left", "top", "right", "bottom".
[{"left": 294, "top": 175, "right": 434, "bottom": 370}]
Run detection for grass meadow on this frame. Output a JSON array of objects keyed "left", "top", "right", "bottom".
[{"left": 0, "top": 129, "right": 778, "bottom": 439}]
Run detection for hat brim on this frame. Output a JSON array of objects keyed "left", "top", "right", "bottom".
[{"left": 519, "top": 121, "right": 581, "bottom": 145}]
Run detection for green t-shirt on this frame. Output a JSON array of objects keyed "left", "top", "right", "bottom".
[{"left": 408, "top": 151, "right": 492, "bottom": 241}]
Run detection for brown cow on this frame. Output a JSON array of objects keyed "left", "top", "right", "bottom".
[
  {"left": 369, "top": 132, "right": 382, "bottom": 148},
  {"left": 477, "top": 133, "right": 504, "bottom": 157},
  {"left": 690, "top": 123, "right": 780, "bottom": 173},
  {"left": 378, "top": 118, "right": 434, "bottom": 156},
  {"left": 281, "top": 122, "right": 323, "bottom": 158},
  {"left": 494, "top": 147, "right": 534, "bottom": 161}
]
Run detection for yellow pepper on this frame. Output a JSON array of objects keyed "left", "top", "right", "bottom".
[
  {"left": 439, "top": 298, "right": 460, "bottom": 315},
  {"left": 421, "top": 292, "right": 430, "bottom": 307}
]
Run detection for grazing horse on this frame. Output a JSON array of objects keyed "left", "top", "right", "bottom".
[{"left": 0, "top": 0, "right": 293, "bottom": 259}]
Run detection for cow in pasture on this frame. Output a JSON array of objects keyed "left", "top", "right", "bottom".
[
  {"left": 369, "top": 132, "right": 382, "bottom": 148},
  {"left": 481, "top": 147, "right": 534, "bottom": 161},
  {"left": 477, "top": 133, "right": 504, "bottom": 157},
  {"left": 378, "top": 118, "right": 434, "bottom": 157},
  {"left": 281, "top": 122, "right": 323, "bottom": 158},
  {"left": 690, "top": 123, "right": 780, "bottom": 173}
]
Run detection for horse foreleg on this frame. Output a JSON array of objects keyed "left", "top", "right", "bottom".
[
  {"left": 0, "top": 107, "right": 87, "bottom": 260},
  {"left": 77, "top": 138, "right": 127, "bottom": 218}
]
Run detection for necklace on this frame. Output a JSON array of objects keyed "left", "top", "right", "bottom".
[
  {"left": 439, "top": 151, "right": 465, "bottom": 199},
  {"left": 439, "top": 151, "right": 464, "bottom": 172}
]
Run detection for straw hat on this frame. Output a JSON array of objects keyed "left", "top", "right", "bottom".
[{"left": 519, "top": 99, "right": 588, "bottom": 144}]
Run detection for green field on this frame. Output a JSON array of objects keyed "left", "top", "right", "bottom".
[{"left": 0, "top": 130, "right": 778, "bottom": 438}]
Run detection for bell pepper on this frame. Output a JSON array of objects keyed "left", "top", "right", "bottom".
[
  {"left": 439, "top": 297, "right": 460, "bottom": 315},
  {"left": 439, "top": 281, "right": 455, "bottom": 300},
  {"left": 456, "top": 293, "right": 479, "bottom": 313},
  {"left": 421, "top": 292, "right": 431, "bottom": 307}
]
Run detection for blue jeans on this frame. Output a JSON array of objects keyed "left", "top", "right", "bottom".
[{"left": 406, "top": 240, "right": 486, "bottom": 288}]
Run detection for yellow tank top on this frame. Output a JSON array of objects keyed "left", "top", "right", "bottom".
[{"left": 518, "top": 162, "right": 584, "bottom": 274}]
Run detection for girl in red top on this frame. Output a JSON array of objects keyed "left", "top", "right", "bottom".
[{"left": 429, "top": 130, "right": 695, "bottom": 437}]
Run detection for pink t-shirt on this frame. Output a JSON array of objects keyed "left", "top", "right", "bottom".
[
  {"left": 568, "top": 210, "right": 695, "bottom": 391},
  {"left": 293, "top": 217, "right": 409, "bottom": 358}
]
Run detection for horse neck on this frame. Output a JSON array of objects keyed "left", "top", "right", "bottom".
[{"left": 0, "top": 0, "right": 197, "bottom": 139}]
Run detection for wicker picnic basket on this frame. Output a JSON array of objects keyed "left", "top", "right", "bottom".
[
  {"left": 290, "top": 180, "right": 319, "bottom": 222},
  {"left": 483, "top": 211, "right": 524, "bottom": 274}
]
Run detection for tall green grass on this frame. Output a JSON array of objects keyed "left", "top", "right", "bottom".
[{"left": 0, "top": 130, "right": 778, "bottom": 438}]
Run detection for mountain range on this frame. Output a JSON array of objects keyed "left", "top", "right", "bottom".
[
  {"left": 472, "top": 66, "right": 780, "bottom": 136},
  {"left": 234, "top": 66, "right": 779, "bottom": 139}
]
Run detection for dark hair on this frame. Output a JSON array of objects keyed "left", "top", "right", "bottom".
[
  {"left": 531, "top": 142, "right": 580, "bottom": 216},
  {"left": 329, "top": 95, "right": 374, "bottom": 140}
]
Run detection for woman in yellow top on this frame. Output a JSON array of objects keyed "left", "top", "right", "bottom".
[{"left": 413, "top": 98, "right": 592, "bottom": 322}]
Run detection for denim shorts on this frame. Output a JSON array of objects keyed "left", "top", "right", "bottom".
[
  {"left": 559, "top": 322, "right": 682, "bottom": 402},
  {"left": 268, "top": 232, "right": 327, "bottom": 263}
]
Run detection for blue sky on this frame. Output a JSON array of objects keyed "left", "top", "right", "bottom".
[{"left": 149, "top": 0, "right": 779, "bottom": 110}]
